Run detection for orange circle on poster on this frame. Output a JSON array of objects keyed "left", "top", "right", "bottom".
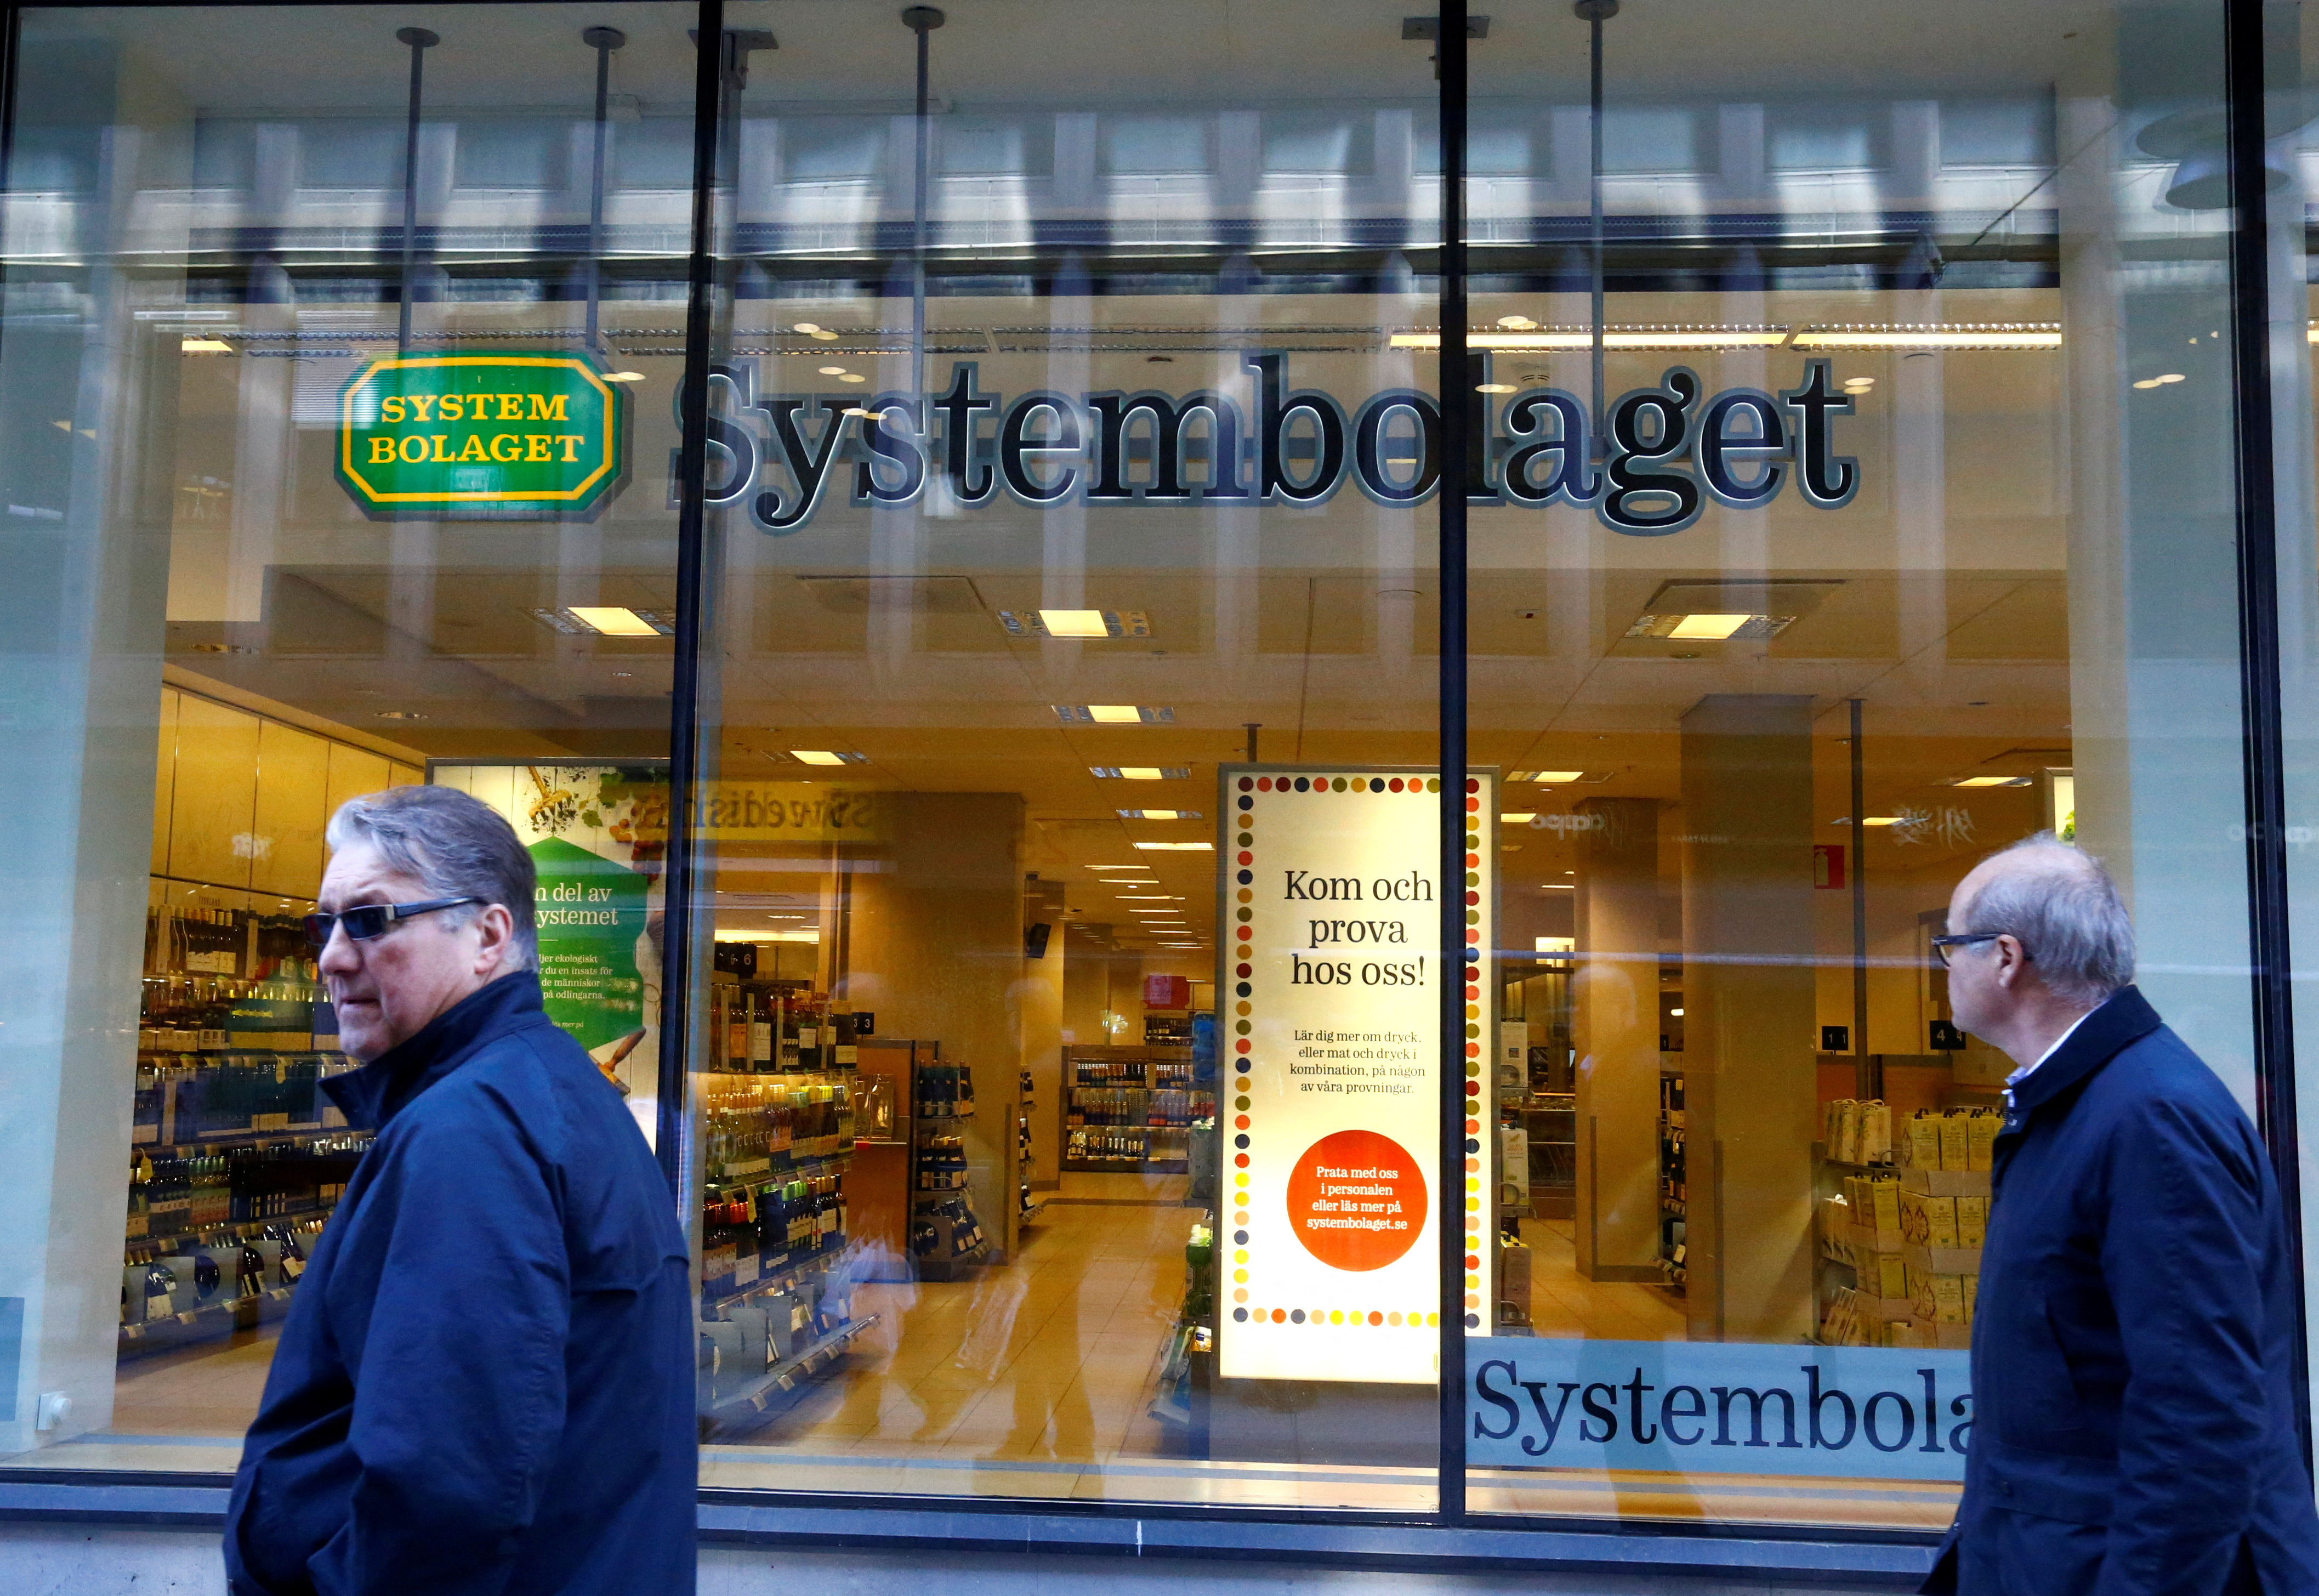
[{"left": 1284, "top": 1129, "right": 1428, "bottom": 1272}]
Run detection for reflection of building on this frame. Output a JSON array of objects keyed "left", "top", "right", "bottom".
[{"left": 4, "top": 2, "right": 2318, "bottom": 1592}]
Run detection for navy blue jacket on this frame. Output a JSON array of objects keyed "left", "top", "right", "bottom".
[
  {"left": 1926, "top": 986, "right": 2319, "bottom": 1596},
  {"left": 224, "top": 973, "right": 696, "bottom": 1596}
]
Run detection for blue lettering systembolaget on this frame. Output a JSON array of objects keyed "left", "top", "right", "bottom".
[{"left": 682, "top": 354, "right": 1859, "bottom": 536}]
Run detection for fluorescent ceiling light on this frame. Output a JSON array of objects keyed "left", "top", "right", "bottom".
[
  {"left": 1391, "top": 327, "right": 1788, "bottom": 351},
  {"left": 1951, "top": 776, "right": 2028, "bottom": 788},
  {"left": 1116, "top": 893, "right": 1173, "bottom": 899},
  {"left": 713, "top": 929, "right": 820, "bottom": 943},
  {"left": 1084, "top": 864, "right": 1151, "bottom": 871},
  {"left": 1791, "top": 324, "right": 2061, "bottom": 350},
  {"left": 2132, "top": 373, "right": 2187, "bottom": 390},
  {"left": 1670, "top": 1007, "right": 1685, "bottom": 1016},
  {"left": 1668, "top": 613, "right": 1754, "bottom": 640},
  {"left": 1530, "top": 770, "right": 1584, "bottom": 784},
  {"left": 819, "top": 365, "right": 848, "bottom": 376},
  {"left": 1541, "top": 883, "right": 1575, "bottom": 889},
  {"left": 1535, "top": 936, "right": 1574, "bottom": 953},
  {"left": 1117, "top": 809, "right": 1200, "bottom": 820},
  {"left": 999, "top": 609, "right": 1152, "bottom": 639},
  {"left": 1092, "top": 704, "right": 1162, "bottom": 724},
  {"left": 180, "top": 337, "right": 233, "bottom": 353},
  {"left": 793, "top": 322, "right": 822, "bottom": 334},
  {"left": 1832, "top": 816, "right": 1902, "bottom": 826},
  {"left": 566, "top": 606, "right": 667, "bottom": 637},
  {"left": 1136, "top": 841, "right": 1213, "bottom": 851},
  {"left": 1501, "top": 812, "right": 1537, "bottom": 824},
  {"left": 790, "top": 749, "right": 852, "bottom": 766},
  {"left": 1091, "top": 766, "right": 1189, "bottom": 780},
  {"left": 1039, "top": 609, "right": 1110, "bottom": 638},
  {"left": 602, "top": 371, "right": 646, "bottom": 383}
]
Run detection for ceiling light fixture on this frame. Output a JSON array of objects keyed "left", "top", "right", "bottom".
[
  {"left": 793, "top": 322, "right": 823, "bottom": 334},
  {"left": 998, "top": 609, "right": 1153, "bottom": 639},
  {"left": 1501, "top": 812, "right": 1537, "bottom": 824},
  {"left": 1392, "top": 326, "right": 1788, "bottom": 351},
  {"left": 791, "top": 749, "right": 867, "bottom": 766},
  {"left": 1667, "top": 612, "right": 1754, "bottom": 640},
  {"left": 180, "top": 337, "right": 233, "bottom": 353},
  {"left": 1135, "top": 840, "right": 1214, "bottom": 851},
  {"left": 1512, "top": 770, "right": 1585, "bottom": 784},
  {"left": 1117, "top": 808, "right": 1200, "bottom": 820},
  {"left": 602, "top": 371, "right": 647, "bottom": 383},
  {"left": 1791, "top": 323, "right": 2061, "bottom": 350},
  {"left": 1949, "top": 775, "right": 2031, "bottom": 788},
  {"left": 1057, "top": 705, "right": 1175, "bottom": 725},
  {"left": 1832, "top": 816, "right": 1902, "bottom": 826},
  {"left": 1091, "top": 766, "right": 1189, "bottom": 780},
  {"left": 819, "top": 365, "right": 848, "bottom": 376},
  {"left": 562, "top": 605, "right": 669, "bottom": 637}
]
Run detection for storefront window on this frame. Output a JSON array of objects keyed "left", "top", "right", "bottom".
[
  {"left": 0, "top": 0, "right": 2295, "bottom": 1553},
  {"left": 1464, "top": 0, "right": 2258, "bottom": 1531}
]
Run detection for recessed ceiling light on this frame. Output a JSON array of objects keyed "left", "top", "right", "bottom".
[
  {"left": 1058, "top": 705, "right": 1174, "bottom": 725},
  {"left": 1135, "top": 841, "right": 1213, "bottom": 851},
  {"left": 839, "top": 374, "right": 867, "bottom": 384},
  {"left": 1950, "top": 775, "right": 2028, "bottom": 788},
  {"left": 793, "top": 322, "right": 822, "bottom": 334},
  {"left": 565, "top": 606, "right": 667, "bottom": 637},
  {"left": 811, "top": 329, "right": 840, "bottom": 341},
  {"left": 1091, "top": 766, "right": 1189, "bottom": 780},
  {"left": 180, "top": 337, "right": 233, "bottom": 353},
  {"left": 843, "top": 407, "right": 874, "bottom": 417},
  {"left": 1540, "top": 882, "right": 1575, "bottom": 889},
  {"left": 1667, "top": 612, "right": 1753, "bottom": 640},
  {"left": 1526, "top": 770, "right": 1584, "bottom": 784},
  {"left": 999, "top": 609, "right": 1152, "bottom": 639},
  {"left": 1496, "top": 315, "right": 1537, "bottom": 329},
  {"left": 377, "top": 709, "right": 427, "bottom": 721},
  {"left": 1475, "top": 383, "right": 1517, "bottom": 394},
  {"left": 602, "top": 371, "right": 647, "bottom": 383},
  {"left": 819, "top": 365, "right": 848, "bottom": 376},
  {"left": 1117, "top": 893, "right": 1173, "bottom": 899},
  {"left": 1117, "top": 809, "right": 1200, "bottom": 820},
  {"left": 791, "top": 749, "right": 866, "bottom": 766},
  {"left": 1831, "top": 816, "right": 1902, "bottom": 826},
  {"left": 1084, "top": 864, "right": 1152, "bottom": 871},
  {"left": 1500, "top": 812, "right": 1537, "bottom": 824}
]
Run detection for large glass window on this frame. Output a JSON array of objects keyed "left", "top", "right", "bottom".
[
  {"left": 0, "top": 0, "right": 2290, "bottom": 1551},
  {"left": 1464, "top": 0, "right": 2259, "bottom": 1532}
]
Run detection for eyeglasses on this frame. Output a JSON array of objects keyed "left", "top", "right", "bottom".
[
  {"left": 1930, "top": 932, "right": 2005, "bottom": 968},
  {"left": 303, "top": 897, "right": 480, "bottom": 949}
]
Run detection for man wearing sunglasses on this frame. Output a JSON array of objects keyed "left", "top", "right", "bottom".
[
  {"left": 1923, "top": 834, "right": 2317, "bottom": 1596},
  {"left": 224, "top": 785, "right": 694, "bottom": 1596}
]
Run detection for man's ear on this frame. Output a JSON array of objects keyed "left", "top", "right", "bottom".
[{"left": 471, "top": 902, "right": 518, "bottom": 976}]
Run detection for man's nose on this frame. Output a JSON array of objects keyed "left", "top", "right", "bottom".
[{"left": 316, "top": 923, "right": 361, "bottom": 976}]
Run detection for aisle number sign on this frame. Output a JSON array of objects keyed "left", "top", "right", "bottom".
[
  {"left": 336, "top": 351, "right": 627, "bottom": 519},
  {"left": 1218, "top": 766, "right": 1494, "bottom": 1384}
]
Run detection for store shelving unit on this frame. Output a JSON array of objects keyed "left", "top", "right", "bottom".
[
  {"left": 1657, "top": 1065, "right": 1687, "bottom": 1293},
  {"left": 1060, "top": 1044, "right": 1207, "bottom": 1173},
  {"left": 911, "top": 1059, "right": 990, "bottom": 1281},
  {"left": 1017, "top": 1067, "right": 1045, "bottom": 1224}
]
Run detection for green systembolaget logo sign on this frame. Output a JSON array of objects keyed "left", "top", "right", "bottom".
[{"left": 336, "top": 351, "right": 627, "bottom": 519}]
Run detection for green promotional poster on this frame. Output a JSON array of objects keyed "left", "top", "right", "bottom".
[
  {"left": 429, "top": 763, "right": 668, "bottom": 1144},
  {"left": 527, "top": 836, "right": 648, "bottom": 1053}
]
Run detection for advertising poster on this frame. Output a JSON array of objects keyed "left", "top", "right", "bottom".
[
  {"left": 1217, "top": 766, "right": 1495, "bottom": 1384},
  {"left": 430, "top": 763, "right": 667, "bottom": 1139}
]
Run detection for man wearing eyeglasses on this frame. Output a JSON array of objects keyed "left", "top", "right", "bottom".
[
  {"left": 1923, "top": 834, "right": 2318, "bottom": 1596},
  {"left": 224, "top": 785, "right": 694, "bottom": 1596}
]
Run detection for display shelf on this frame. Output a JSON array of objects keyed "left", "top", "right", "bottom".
[
  {"left": 702, "top": 1150, "right": 852, "bottom": 1195},
  {"left": 120, "top": 1282, "right": 296, "bottom": 1352},
  {"left": 700, "top": 1245, "right": 845, "bottom": 1316},
  {"left": 703, "top": 1314, "right": 882, "bottom": 1427}
]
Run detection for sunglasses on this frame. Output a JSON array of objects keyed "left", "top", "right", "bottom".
[
  {"left": 304, "top": 896, "right": 480, "bottom": 949},
  {"left": 1930, "top": 931, "right": 2005, "bottom": 968}
]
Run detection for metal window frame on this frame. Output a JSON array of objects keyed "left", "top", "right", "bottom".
[{"left": 0, "top": 0, "right": 2300, "bottom": 1573}]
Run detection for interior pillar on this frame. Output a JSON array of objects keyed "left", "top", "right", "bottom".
[
  {"left": 1678, "top": 694, "right": 1816, "bottom": 1343},
  {"left": 1572, "top": 796, "right": 1662, "bottom": 1282}
]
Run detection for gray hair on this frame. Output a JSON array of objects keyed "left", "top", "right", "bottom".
[
  {"left": 325, "top": 786, "right": 538, "bottom": 972},
  {"left": 1957, "top": 832, "right": 2134, "bottom": 1008}
]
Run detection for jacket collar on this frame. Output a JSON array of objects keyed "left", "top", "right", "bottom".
[
  {"left": 321, "top": 972, "right": 547, "bottom": 1131},
  {"left": 2004, "top": 984, "right": 2163, "bottom": 1117}
]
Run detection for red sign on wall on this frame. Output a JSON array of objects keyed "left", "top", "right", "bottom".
[
  {"left": 1144, "top": 973, "right": 1191, "bottom": 1009},
  {"left": 1813, "top": 844, "right": 1848, "bottom": 890}
]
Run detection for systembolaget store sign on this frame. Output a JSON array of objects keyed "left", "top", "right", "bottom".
[
  {"left": 692, "top": 354, "right": 1861, "bottom": 536},
  {"left": 336, "top": 351, "right": 627, "bottom": 519}
]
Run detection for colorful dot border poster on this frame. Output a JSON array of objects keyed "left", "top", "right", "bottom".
[{"left": 1215, "top": 765, "right": 1496, "bottom": 1384}]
